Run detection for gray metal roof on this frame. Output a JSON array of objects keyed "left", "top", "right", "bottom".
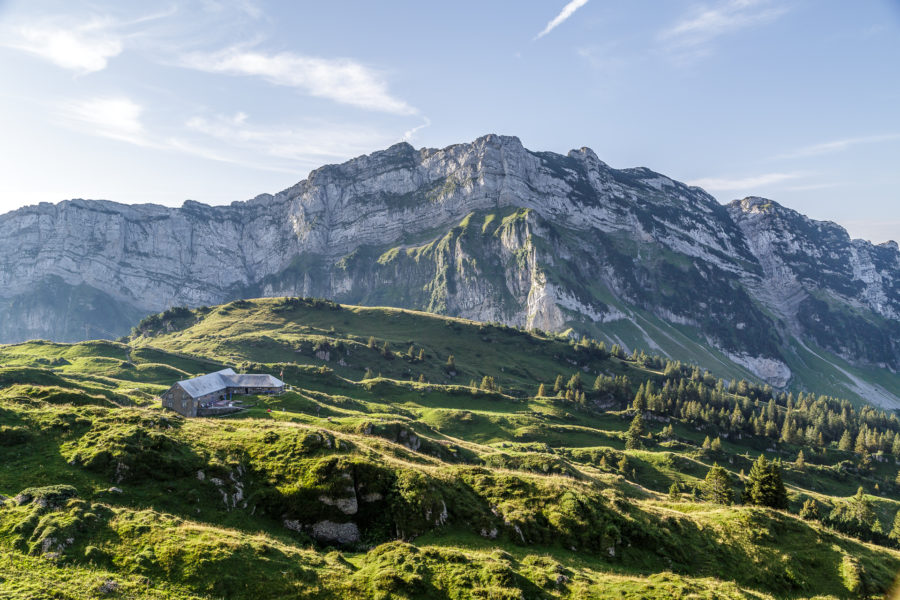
[
  {"left": 177, "top": 368, "right": 235, "bottom": 398},
  {"left": 222, "top": 373, "right": 284, "bottom": 388},
  {"left": 176, "top": 369, "right": 284, "bottom": 399}
]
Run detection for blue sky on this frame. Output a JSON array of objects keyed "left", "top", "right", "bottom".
[{"left": 0, "top": 0, "right": 898, "bottom": 242}]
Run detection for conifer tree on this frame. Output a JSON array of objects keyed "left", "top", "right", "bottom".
[
  {"left": 363, "top": 367, "right": 374, "bottom": 379},
  {"left": 702, "top": 463, "right": 733, "bottom": 504},
  {"left": 632, "top": 384, "right": 647, "bottom": 412},
  {"left": 567, "top": 372, "right": 583, "bottom": 391},
  {"left": 795, "top": 449, "right": 805, "bottom": 469},
  {"left": 445, "top": 354, "right": 456, "bottom": 370},
  {"left": 668, "top": 482, "right": 681, "bottom": 501},
  {"left": 537, "top": 383, "right": 547, "bottom": 397},
  {"left": 799, "top": 498, "right": 819, "bottom": 521},
  {"left": 711, "top": 437, "right": 723, "bottom": 452},
  {"left": 744, "top": 455, "right": 788, "bottom": 509},
  {"left": 855, "top": 429, "right": 867, "bottom": 454},
  {"left": 838, "top": 430, "right": 853, "bottom": 451},
  {"left": 617, "top": 455, "right": 628, "bottom": 473},
  {"left": 367, "top": 336, "right": 376, "bottom": 349},
  {"left": 417, "top": 348, "right": 425, "bottom": 362},
  {"left": 889, "top": 510, "right": 900, "bottom": 542},
  {"left": 625, "top": 414, "right": 645, "bottom": 450},
  {"left": 553, "top": 374, "right": 565, "bottom": 393}
]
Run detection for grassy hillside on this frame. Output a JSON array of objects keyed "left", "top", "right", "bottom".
[{"left": 0, "top": 298, "right": 899, "bottom": 598}]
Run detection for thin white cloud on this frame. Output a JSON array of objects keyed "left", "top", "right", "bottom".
[
  {"left": 201, "top": 0, "right": 263, "bottom": 20},
  {"left": 660, "top": 0, "right": 788, "bottom": 59},
  {"left": 8, "top": 21, "right": 123, "bottom": 73},
  {"left": 182, "top": 48, "right": 415, "bottom": 114},
  {"left": 185, "top": 112, "right": 394, "bottom": 162},
  {"left": 1, "top": 9, "right": 176, "bottom": 73},
  {"left": 782, "top": 182, "right": 841, "bottom": 192},
  {"left": 776, "top": 133, "right": 900, "bottom": 159},
  {"left": 402, "top": 117, "right": 432, "bottom": 143},
  {"left": 61, "top": 97, "right": 148, "bottom": 145},
  {"left": 58, "top": 97, "right": 300, "bottom": 173},
  {"left": 535, "top": 0, "right": 590, "bottom": 40},
  {"left": 688, "top": 172, "right": 803, "bottom": 192}
]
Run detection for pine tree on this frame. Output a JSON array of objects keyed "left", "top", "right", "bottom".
[
  {"left": 889, "top": 510, "right": 900, "bottom": 542},
  {"left": 795, "top": 449, "right": 805, "bottom": 469},
  {"left": 744, "top": 455, "right": 788, "bottom": 509},
  {"left": 418, "top": 373, "right": 426, "bottom": 383},
  {"left": 632, "top": 383, "right": 647, "bottom": 412},
  {"left": 617, "top": 455, "right": 628, "bottom": 473},
  {"left": 417, "top": 348, "right": 426, "bottom": 362},
  {"left": 363, "top": 367, "right": 374, "bottom": 379},
  {"left": 668, "top": 482, "right": 681, "bottom": 501},
  {"left": 553, "top": 375, "right": 565, "bottom": 393},
  {"left": 848, "top": 487, "right": 879, "bottom": 533},
  {"left": 367, "top": 336, "right": 376, "bottom": 349},
  {"left": 407, "top": 344, "right": 416, "bottom": 358},
  {"left": 625, "top": 414, "right": 645, "bottom": 450},
  {"left": 838, "top": 430, "right": 853, "bottom": 451},
  {"left": 537, "top": 383, "right": 547, "bottom": 397},
  {"left": 702, "top": 463, "right": 733, "bottom": 504},
  {"left": 702, "top": 435, "right": 712, "bottom": 450},
  {"left": 711, "top": 437, "right": 723, "bottom": 452},
  {"left": 855, "top": 429, "right": 867, "bottom": 454},
  {"left": 381, "top": 341, "right": 392, "bottom": 358},
  {"left": 445, "top": 354, "right": 456, "bottom": 370},
  {"left": 780, "top": 417, "right": 796, "bottom": 444},
  {"left": 567, "top": 372, "right": 583, "bottom": 391},
  {"left": 799, "top": 498, "right": 820, "bottom": 521}
]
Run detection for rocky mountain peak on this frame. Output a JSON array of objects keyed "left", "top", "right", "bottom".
[{"left": 0, "top": 135, "right": 896, "bottom": 406}]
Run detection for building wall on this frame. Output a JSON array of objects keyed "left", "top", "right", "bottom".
[
  {"left": 161, "top": 383, "right": 199, "bottom": 417},
  {"left": 161, "top": 379, "right": 284, "bottom": 417}
]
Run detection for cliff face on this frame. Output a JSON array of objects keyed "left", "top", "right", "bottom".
[{"left": 1, "top": 135, "right": 897, "bottom": 404}]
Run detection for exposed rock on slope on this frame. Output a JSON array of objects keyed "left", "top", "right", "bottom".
[{"left": 1, "top": 135, "right": 897, "bottom": 404}]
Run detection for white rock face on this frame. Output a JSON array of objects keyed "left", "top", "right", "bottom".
[
  {"left": 0, "top": 135, "right": 897, "bottom": 399},
  {"left": 722, "top": 351, "right": 792, "bottom": 389},
  {"left": 0, "top": 135, "right": 747, "bottom": 316}
]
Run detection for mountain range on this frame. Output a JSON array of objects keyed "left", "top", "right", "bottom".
[{"left": 1, "top": 134, "right": 897, "bottom": 406}]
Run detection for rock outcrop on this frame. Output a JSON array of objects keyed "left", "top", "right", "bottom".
[{"left": 1, "top": 135, "right": 897, "bottom": 403}]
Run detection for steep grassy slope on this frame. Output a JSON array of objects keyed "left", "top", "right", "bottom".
[{"left": 0, "top": 300, "right": 899, "bottom": 598}]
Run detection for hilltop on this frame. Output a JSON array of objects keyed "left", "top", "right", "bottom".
[
  {"left": 0, "top": 135, "right": 897, "bottom": 406},
  {"left": 0, "top": 298, "right": 899, "bottom": 598}
]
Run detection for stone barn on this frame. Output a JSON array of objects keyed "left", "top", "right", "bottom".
[{"left": 161, "top": 368, "right": 284, "bottom": 417}]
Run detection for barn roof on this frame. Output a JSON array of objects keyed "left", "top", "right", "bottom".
[
  {"left": 175, "top": 369, "right": 285, "bottom": 399},
  {"left": 222, "top": 373, "right": 284, "bottom": 388},
  {"left": 177, "top": 368, "right": 236, "bottom": 398}
]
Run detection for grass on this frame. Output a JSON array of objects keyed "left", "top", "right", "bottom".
[{"left": 0, "top": 299, "right": 899, "bottom": 598}]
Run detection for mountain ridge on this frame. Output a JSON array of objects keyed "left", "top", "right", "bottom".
[{"left": 0, "top": 134, "right": 897, "bottom": 406}]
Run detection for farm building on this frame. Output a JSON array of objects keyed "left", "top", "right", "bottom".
[{"left": 161, "top": 368, "right": 284, "bottom": 417}]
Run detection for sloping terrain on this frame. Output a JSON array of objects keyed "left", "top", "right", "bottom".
[
  {"left": 0, "top": 299, "right": 899, "bottom": 598},
  {"left": 0, "top": 135, "right": 896, "bottom": 405}
]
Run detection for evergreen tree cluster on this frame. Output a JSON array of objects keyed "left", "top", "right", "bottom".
[{"left": 630, "top": 363, "right": 900, "bottom": 456}]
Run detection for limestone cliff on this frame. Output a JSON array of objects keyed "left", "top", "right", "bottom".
[{"left": 1, "top": 135, "right": 897, "bottom": 404}]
